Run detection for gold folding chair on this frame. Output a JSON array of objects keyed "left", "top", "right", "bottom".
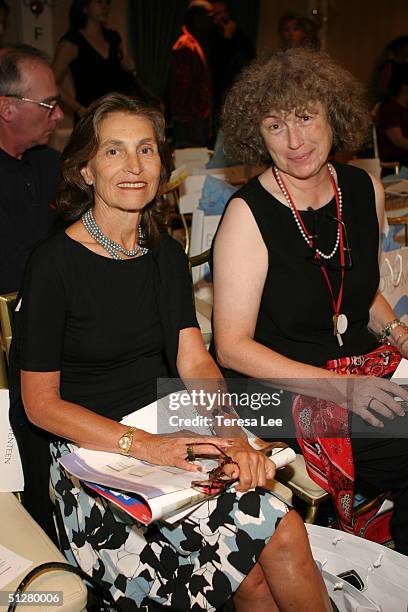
[
  {"left": 162, "top": 167, "right": 190, "bottom": 254},
  {"left": 0, "top": 291, "right": 17, "bottom": 362},
  {"left": 0, "top": 292, "right": 17, "bottom": 387},
  {"left": 276, "top": 454, "right": 330, "bottom": 523},
  {"left": 0, "top": 333, "right": 7, "bottom": 389},
  {"left": 388, "top": 216, "right": 408, "bottom": 246},
  {"left": 189, "top": 249, "right": 212, "bottom": 346},
  {"left": 188, "top": 248, "right": 211, "bottom": 269}
]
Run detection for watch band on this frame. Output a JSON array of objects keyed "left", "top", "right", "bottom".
[{"left": 118, "top": 427, "right": 136, "bottom": 456}]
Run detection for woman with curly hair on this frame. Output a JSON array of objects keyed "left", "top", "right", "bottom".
[
  {"left": 9, "top": 92, "right": 331, "bottom": 611},
  {"left": 212, "top": 48, "right": 408, "bottom": 553}
]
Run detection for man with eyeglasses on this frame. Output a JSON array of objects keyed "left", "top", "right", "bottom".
[{"left": 0, "top": 44, "right": 64, "bottom": 295}]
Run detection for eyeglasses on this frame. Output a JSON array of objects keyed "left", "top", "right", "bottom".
[
  {"left": 190, "top": 443, "right": 238, "bottom": 495},
  {"left": 307, "top": 211, "right": 353, "bottom": 271},
  {"left": 4, "top": 94, "right": 61, "bottom": 116},
  {"left": 190, "top": 442, "right": 288, "bottom": 496}
]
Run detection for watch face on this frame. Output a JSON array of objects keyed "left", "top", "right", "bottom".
[{"left": 119, "top": 435, "right": 131, "bottom": 452}]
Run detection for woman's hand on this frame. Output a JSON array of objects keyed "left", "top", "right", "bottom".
[
  {"left": 219, "top": 438, "right": 277, "bottom": 491},
  {"left": 397, "top": 340, "right": 408, "bottom": 359},
  {"left": 132, "top": 432, "right": 232, "bottom": 473},
  {"left": 396, "top": 332, "right": 408, "bottom": 359},
  {"left": 346, "top": 376, "right": 408, "bottom": 428},
  {"left": 251, "top": 437, "right": 289, "bottom": 453}
]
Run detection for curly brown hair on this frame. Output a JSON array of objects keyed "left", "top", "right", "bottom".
[
  {"left": 222, "top": 48, "right": 370, "bottom": 164},
  {"left": 58, "top": 93, "right": 171, "bottom": 248}
]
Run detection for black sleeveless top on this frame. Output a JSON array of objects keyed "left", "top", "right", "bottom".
[
  {"left": 62, "top": 29, "right": 135, "bottom": 108},
  {"left": 217, "top": 162, "right": 379, "bottom": 367}
]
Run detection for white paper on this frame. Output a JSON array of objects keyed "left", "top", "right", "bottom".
[
  {"left": 384, "top": 179, "right": 408, "bottom": 196},
  {"left": 391, "top": 357, "right": 408, "bottom": 380},
  {"left": 0, "top": 544, "right": 32, "bottom": 589},
  {"left": 0, "top": 390, "right": 24, "bottom": 492}
]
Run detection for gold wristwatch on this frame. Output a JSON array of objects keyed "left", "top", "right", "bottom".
[{"left": 118, "top": 427, "right": 136, "bottom": 456}]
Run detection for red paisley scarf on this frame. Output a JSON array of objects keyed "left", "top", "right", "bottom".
[{"left": 292, "top": 344, "right": 402, "bottom": 532}]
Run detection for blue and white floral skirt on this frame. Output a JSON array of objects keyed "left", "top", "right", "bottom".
[{"left": 50, "top": 441, "right": 289, "bottom": 611}]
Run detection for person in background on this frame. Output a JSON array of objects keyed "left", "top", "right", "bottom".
[
  {"left": 0, "top": 44, "right": 63, "bottom": 295},
  {"left": 10, "top": 92, "right": 331, "bottom": 611},
  {"left": 170, "top": 0, "right": 215, "bottom": 148},
  {"left": 209, "top": 0, "right": 255, "bottom": 125},
  {"left": 212, "top": 48, "right": 408, "bottom": 554},
  {"left": 377, "top": 62, "right": 408, "bottom": 177},
  {"left": 370, "top": 35, "right": 408, "bottom": 105},
  {"left": 53, "top": 0, "right": 154, "bottom": 120},
  {"left": 0, "top": 0, "right": 9, "bottom": 47},
  {"left": 278, "top": 11, "right": 321, "bottom": 51}
]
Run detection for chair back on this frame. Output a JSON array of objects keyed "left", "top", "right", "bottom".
[
  {"left": 189, "top": 249, "right": 212, "bottom": 347},
  {"left": 188, "top": 248, "right": 211, "bottom": 269},
  {"left": 0, "top": 292, "right": 17, "bottom": 362},
  {"left": 348, "top": 158, "right": 382, "bottom": 178},
  {"left": 162, "top": 168, "right": 190, "bottom": 253},
  {"left": 174, "top": 147, "right": 210, "bottom": 173},
  {"left": 0, "top": 341, "right": 6, "bottom": 389},
  {"left": 0, "top": 492, "right": 88, "bottom": 611}
]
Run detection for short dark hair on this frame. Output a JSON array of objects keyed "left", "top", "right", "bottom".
[
  {"left": 0, "top": 44, "right": 50, "bottom": 96},
  {"left": 222, "top": 48, "right": 370, "bottom": 164},
  {"left": 58, "top": 93, "right": 171, "bottom": 248}
]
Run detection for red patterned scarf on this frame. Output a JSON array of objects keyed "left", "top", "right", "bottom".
[{"left": 292, "top": 344, "right": 402, "bottom": 532}]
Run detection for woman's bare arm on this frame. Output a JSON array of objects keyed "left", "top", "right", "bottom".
[
  {"left": 21, "top": 369, "right": 225, "bottom": 472},
  {"left": 52, "top": 40, "right": 86, "bottom": 116}
]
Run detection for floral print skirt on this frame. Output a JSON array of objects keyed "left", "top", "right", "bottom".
[{"left": 50, "top": 442, "right": 288, "bottom": 611}]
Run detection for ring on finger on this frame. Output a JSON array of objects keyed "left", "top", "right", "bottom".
[
  {"left": 186, "top": 445, "right": 196, "bottom": 462},
  {"left": 367, "top": 398, "right": 375, "bottom": 411}
]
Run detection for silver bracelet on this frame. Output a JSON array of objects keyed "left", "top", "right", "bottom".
[{"left": 378, "top": 319, "right": 408, "bottom": 344}]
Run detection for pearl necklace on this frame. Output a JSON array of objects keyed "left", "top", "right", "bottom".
[
  {"left": 272, "top": 163, "right": 342, "bottom": 260},
  {"left": 82, "top": 209, "right": 148, "bottom": 260}
]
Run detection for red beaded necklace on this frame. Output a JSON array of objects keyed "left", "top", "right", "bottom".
[{"left": 272, "top": 164, "right": 348, "bottom": 346}]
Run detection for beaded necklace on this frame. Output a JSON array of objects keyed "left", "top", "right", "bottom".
[
  {"left": 82, "top": 208, "right": 148, "bottom": 260},
  {"left": 272, "top": 163, "right": 348, "bottom": 346},
  {"left": 272, "top": 163, "right": 342, "bottom": 260}
]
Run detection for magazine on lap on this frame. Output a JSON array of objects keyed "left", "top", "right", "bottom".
[{"left": 59, "top": 394, "right": 296, "bottom": 524}]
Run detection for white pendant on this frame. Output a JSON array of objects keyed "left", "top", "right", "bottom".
[{"left": 336, "top": 313, "right": 348, "bottom": 335}]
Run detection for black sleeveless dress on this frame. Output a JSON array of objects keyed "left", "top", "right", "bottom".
[
  {"left": 219, "top": 162, "right": 380, "bottom": 368},
  {"left": 62, "top": 29, "right": 135, "bottom": 108}
]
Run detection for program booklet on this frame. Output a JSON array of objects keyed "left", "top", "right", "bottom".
[{"left": 59, "top": 395, "right": 296, "bottom": 524}]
